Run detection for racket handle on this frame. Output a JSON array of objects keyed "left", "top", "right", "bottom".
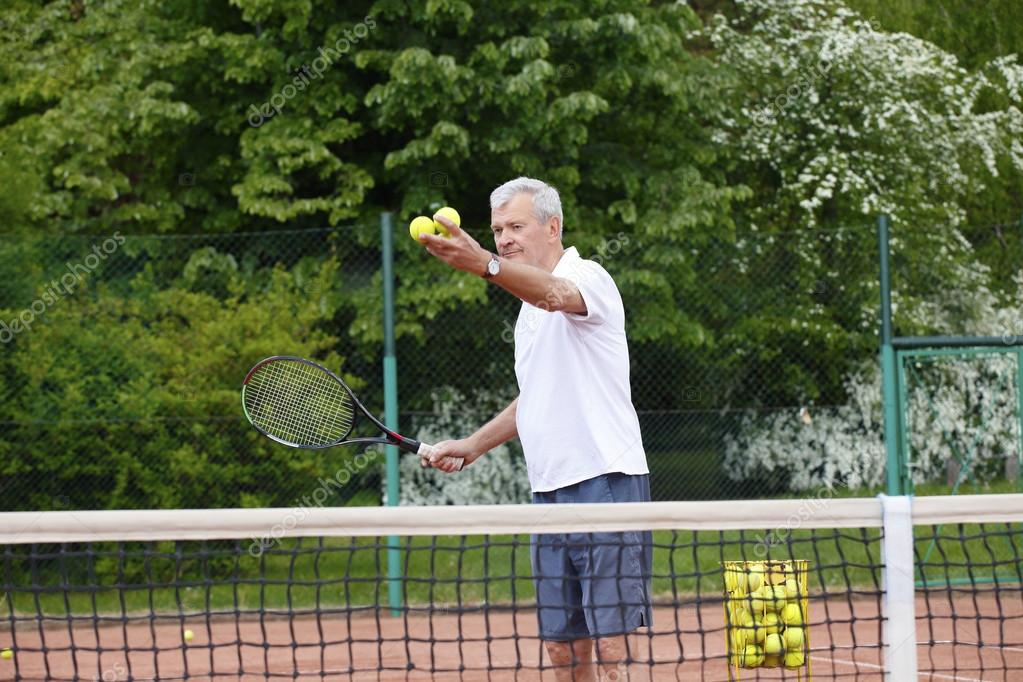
[{"left": 416, "top": 442, "right": 465, "bottom": 471}]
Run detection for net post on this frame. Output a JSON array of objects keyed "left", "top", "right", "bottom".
[
  {"left": 878, "top": 214, "right": 903, "bottom": 495},
  {"left": 878, "top": 494, "right": 918, "bottom": 680},
  {"left": 380, "top": 211, "right": 403, "bottom": 617}
]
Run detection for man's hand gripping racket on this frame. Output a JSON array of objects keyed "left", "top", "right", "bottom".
[{"left": 241, "top": 356, "right": 464, "bottom": 471}]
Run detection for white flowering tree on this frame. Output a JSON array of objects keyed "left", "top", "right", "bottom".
[
  {"left": 705, "top": 0, "right": 1023, "bottom": 230},
  {"left": 724, "top": 275, "right": 1023, "bottom": 492},
  {"left": 707, "top": 0, "right": 1023, "bottom": 490}
]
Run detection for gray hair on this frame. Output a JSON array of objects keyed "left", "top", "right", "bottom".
[{"left": 490, "top": 177, "right": 564, "bottom": 233}]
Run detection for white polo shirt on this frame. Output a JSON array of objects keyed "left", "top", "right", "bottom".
[{"left": 513, "top": 246, "right": 648, "bottom": 492}]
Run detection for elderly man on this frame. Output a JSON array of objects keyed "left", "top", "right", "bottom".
[{"left": 419, "top": 177, "right": 651, "bottom": 681}]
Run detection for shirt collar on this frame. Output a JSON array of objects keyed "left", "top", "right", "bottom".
[{"left": 551, "top": 246, "right": 581, "bottom": 276}]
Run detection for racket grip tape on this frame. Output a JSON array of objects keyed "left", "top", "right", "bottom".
[{"left": 416, "top": 442, "right": 465, "bottom": 471}]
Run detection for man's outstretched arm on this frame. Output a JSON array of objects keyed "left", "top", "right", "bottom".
[{"left": 426, "top": 397, "right": 519, "bottom": 473}]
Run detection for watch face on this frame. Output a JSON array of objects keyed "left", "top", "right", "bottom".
[{"left": 487, "top": 258, "right": 500, "bottom": 275}]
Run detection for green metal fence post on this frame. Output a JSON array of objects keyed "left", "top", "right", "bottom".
[
  {"left": 878, "top": 214, "right": 903, "bottom": 495},
  {"left": 381, "top": 212, "right": 402, "bottom": 616},
  {"left": 1016, "top": 348, "right": 1023, "bottom": 491}
]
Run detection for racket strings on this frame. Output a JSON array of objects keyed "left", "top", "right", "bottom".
[{"left": 245, "top": 360, "right": 355, "bottom": 447}]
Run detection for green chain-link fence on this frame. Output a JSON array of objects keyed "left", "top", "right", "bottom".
[{"left": 1, "top": 220, "right": 1019, "bottom": 511}]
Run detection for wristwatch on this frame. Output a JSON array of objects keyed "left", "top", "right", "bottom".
[{"left": 482, "top": 252, "right": 500, "bottom": 279}]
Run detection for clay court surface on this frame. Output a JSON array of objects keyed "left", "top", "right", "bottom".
[{"left": 3, "top": 592, "right": 1021, "bottom": 681}]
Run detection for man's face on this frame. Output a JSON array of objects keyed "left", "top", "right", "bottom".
[{"left": 490, "top": 193, "right": 559, "bottom": 269}]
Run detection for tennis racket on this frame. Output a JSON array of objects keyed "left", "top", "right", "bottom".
[{"left": 242, "top": 356, "right": 464, "bottom": 470}]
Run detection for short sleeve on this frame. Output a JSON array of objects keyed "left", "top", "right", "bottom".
[{"left": 558, "top": 258, "right": 621, "bottom": 327}]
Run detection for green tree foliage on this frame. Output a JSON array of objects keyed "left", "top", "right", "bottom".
[
  {"left": 845, "top": 0, "right": 1023, "bottom": 71},
  {"left": 0, "top": 1, "right": 1019, "bottom": 508},
  {"left": 845, "top": 0, "right": 1023, "bottom": 284},
  {"left": 0, "top": 0, "right": 743, "bottom": 383},
  {"left": 0, "top": 248, "right": 348, "bottom": 510}
]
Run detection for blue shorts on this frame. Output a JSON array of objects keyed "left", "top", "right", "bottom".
[{"left": 530, "top": 473, "right": 653, "bottom": 641}]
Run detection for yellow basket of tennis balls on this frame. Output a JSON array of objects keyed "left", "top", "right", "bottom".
[{"left": 722, "top": 559, "right": 811, "bottom": 680}]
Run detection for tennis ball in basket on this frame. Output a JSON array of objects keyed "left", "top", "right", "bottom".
[
  {"left": 184, "top": 629, "right": 194, "bottom": 642},
  {"left": 781, "top": 602, "right": 804, "bottom": 626},
  {"left": 764, "top": 633, "right": 783, "bottom": 655},
  {"left": 762, "top": 612, "right": 780, "bottom": 636},
  {"left": 784, "top": 626, "right": 805, "bottom": 650},
  {"left": 732, "top": 570, "right": 748, "bottom": 594},
  {"left": 752, "top": 618, "right": 766, "bottom": 644},
  {"left": 409, "top": 216, "right": 436, "bottom": 240},
  {"left": 747, "top": 564, "right": 764, "bottom": 592},
  {"left": 785, "top": 578, "right": 800, "bottom": 599},
  {"left": 433, "top": 207, "right": 460, "bottom": 236},
  {"left": 763, "top": 654, "right": 782, "bottom": 668},
  {"left": 784, "top": 649, "right": 806, "bottom": 668},
  {"left": 1, "top": 648, "right": 12, "bottom": 660},
  {"left": 770, "top": 585, "right": 789, "bottom": 610},
  {"left": 731, "top": 627, "right": 751, "bottom": 651},
  {"left": 748, "top": 589, "right": 765, "bottom": 615},
  {"left": 740, "top": 644, "right": 764, "bottom": 667}
]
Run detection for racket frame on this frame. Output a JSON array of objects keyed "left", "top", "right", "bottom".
[{"left": 242, "top": 355, "right": 424, "bottom": 453}]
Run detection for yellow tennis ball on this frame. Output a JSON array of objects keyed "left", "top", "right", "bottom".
[
  {"left": 747, "top": 590, "right": 765, "bottom": 616},
  {"left": 762, "top": 612, "right": 780, "bottom": 636},
  {"left": 433, "top": 206, "right": 460, "bottom": 237},
  {"left": 783, "top": 649, "right": 805, "bottom": 668},
  {"left": 747, "top": 564, "right": 764, "bottom": 592},
  {"left": 184, "top": 629, "right": 194, "bottom": 642},
  {"left": 763, "top": 654, "right": 782, "bottom": 668},
  {"left": 785, "top": 578, "right": 801, "bottom": 600},
  {"left": 409, "top": 216, "right": 435, "bottom": 241},
  {"left": 783, "top": 626, "right": 805, "bottom": 650},
  {"left": 1, "top": 648, "right": 12, "bottom": 660},
  {"left": 781, "top": 602, "right": 804, "bottom": 626},
  {"left": 771, "top": 585, "right": 789, "bottom": 610},
  {"left": 764, "top": 633, "right": 783, "bottom": 655}
]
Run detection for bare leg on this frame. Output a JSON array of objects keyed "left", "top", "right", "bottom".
[
  {"left": 594, "top": 634, "right": 650, "bottom": 681},
  {"left": 544, "top": 638, "right": 595, "bottom": 681}
]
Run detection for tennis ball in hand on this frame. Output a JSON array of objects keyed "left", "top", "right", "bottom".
[
  {"left": 409, "top": 216, "right": 436, "bottom": 241},
  {"left": 1, "top": 648, "right": 12, "bottom": 660},
  {"left": 433, "top": 207, "right": 460, "bottom": 237},
  {"left": 184, "top": 629, "right": 194, "bottom": 642}
]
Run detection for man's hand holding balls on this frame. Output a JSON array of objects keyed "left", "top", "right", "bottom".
[
  {"left": 409, "top": 207, "right": 492, "bottom": 278},
  {"left": 409, "top": 207, "right": 460, "bottom": 241}
]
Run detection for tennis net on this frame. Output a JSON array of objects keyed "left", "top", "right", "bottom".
[{"left": 1, "top": 494, "right": 1021, "bottom": 680}]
